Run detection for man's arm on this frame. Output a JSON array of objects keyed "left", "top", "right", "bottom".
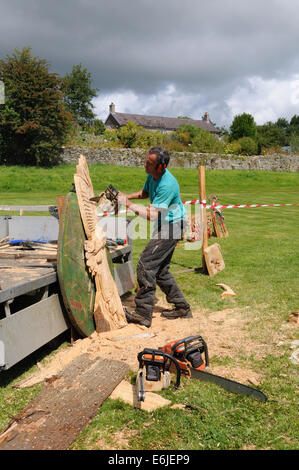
[
  {"left": 117, "top": 191, "right": 159, "bottom": 221},
  {"left": 126, "top": 189, "right": 148, "bottom": 200}
]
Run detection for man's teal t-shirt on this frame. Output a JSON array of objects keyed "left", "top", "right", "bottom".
[{"left": 143, "top": 169, "right": 186, "bottom": 229}]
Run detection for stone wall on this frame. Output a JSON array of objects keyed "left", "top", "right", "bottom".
[{"left": 61, "top": 146, "right": 299, "bottom": 172}]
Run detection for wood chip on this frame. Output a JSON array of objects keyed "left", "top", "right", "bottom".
[
  {"left": 110, "top": 380, "right": 171, "bottom": 412},
  {"left": 216, "top": 283, "right": 236, "bottom": 298},
  {"left": 289, "top": 312, "right": 299, "bottom": 325}
]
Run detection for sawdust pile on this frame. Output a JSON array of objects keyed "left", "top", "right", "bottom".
[{"left": 15, "top": 295, "right": 266, "bottom": 389}]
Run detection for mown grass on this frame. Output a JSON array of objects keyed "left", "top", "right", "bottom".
[{"left": 0, "top": 164, "right": 298, "bottom": 450}]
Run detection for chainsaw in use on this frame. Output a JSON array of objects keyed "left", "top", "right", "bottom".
[
  {"left": 90, "top": 184, "right": 119, "bottom": 214},
  {"left": 137, "top": 335, "right": 267, "bottom": 403}
]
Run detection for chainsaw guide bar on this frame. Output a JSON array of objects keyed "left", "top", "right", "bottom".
[{"left": 189, "top": 367, "right": 267, "bottom": 403}]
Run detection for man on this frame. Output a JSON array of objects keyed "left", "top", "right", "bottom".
[{"left": 117, "top": 146, "right": 192, "bottom": 328}]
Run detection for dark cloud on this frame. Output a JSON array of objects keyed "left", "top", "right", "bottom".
[{"left": 1, "top": 0, "right": 299, "bottom": 126}]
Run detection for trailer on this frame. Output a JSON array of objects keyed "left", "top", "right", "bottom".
[{"left": 0, "top": 203, "right": 135, "bottom": 370}]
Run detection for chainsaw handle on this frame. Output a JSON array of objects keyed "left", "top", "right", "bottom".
[
  {"left": 170, "top": 335, "right": 209, "bottom": 368},
  {"left": 164, "top": 352, "right": 181, "bottom": 390},
  {"left": 137, "top": 348, "right": 181, "bottom": 390},
  {"left": 171, "top": 335, "right": 201, "bottom": 350}
]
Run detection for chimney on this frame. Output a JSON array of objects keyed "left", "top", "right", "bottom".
[
  {"left": 203, "top": 112, "right": 210, "bottom": 123},
  {"left": 109, "top": 102, "right": 115, "bottom": 113}
]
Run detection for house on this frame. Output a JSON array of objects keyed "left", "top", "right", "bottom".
[{"left": 104, "top": 103, "right": 219, "bottom": 135}]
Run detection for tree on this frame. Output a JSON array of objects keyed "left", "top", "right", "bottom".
[
  {"left": 289, "top": 115, "right": 299, "bottom": 136},
  {"left": 257, "top": 122, "right": 288, "bottom": 149},
  {"left": 290, "top": 134, "right": 299, "bottom": 152},
  {"left": 0, "top": 47, "right": 72, "bottom": 166},
  {"left": 93, "top": 119, "right": 105, "bottom": 135},
  {"left": 216, "top": 125, "right": 229, "bottom": 137},
  {"left": 229, "top": 113, "right": 257, "bottom": 142},
  {"left": 177, "top": 116, "right": 192, "bottom": 119},
  {"left": 62, "top": 63, "right": 99, "bottom": 126},
  {"left": 276, "top": 117, "right": 289, "bottom": 130}
]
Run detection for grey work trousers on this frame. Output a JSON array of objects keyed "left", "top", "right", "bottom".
[{"left": 134, "top": 222, "right": 190, "bottom": 322}]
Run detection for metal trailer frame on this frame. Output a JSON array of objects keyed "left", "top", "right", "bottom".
[
  {"left": 0, "top": 272, "right": 69, "bottom": 370},
  {"left": 0, "top": 208, "right": 135, "bottom": 370}
]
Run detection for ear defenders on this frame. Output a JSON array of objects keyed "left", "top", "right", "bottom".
[{"left": 156, "top": 149, "right": 167, "bottom": 173}]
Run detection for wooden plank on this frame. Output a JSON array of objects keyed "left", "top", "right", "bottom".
[
  {"left": 0, "top": 267, "right": 56, "bottom": 291},
  {"left": 204, "top": 243, "right": 225, "bottom": 277},
  {"left": 0, "top": 260, "right": 55, "bottom": 268},
  {"left": 56, "top": 196, "right": 66, "bottom": 220},
  {"left": 0, "top": 272, "right": 57, "bottom": 303},
  {"left": 0, "top": 205, "right": 50, "bottom": 212},
  {"left": 0, "top": 265, "right": 55, "bottom": 269},
  {"left": 0, "top": 252, "right": 57, "bottom": 260},
  {"left": 0, "top": 355, "right": 129, "bottom": 450}
]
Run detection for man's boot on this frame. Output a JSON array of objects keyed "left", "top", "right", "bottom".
[
  {"left": 124, "top": 308, "right": 151, "bottom": 328},
  {"left": 161, "top": 306, "right": 193, "bottom": 319}
]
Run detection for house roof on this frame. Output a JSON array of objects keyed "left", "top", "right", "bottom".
[{"left": 105, "top": 112, "right": 219, "bottom": 134}]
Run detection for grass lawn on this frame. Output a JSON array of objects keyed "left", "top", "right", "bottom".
[{"left": 0, "top": 164, "right": 298, "bottom": 451}]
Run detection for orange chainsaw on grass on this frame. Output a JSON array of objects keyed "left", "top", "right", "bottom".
[{"left": 137, "top": 335, "right": 267, "bottom": 403}]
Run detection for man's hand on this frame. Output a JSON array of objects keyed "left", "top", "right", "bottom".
[
  {"left": 117, "top": 191, "right": 160, "bottom": 221},
  {"left": 117, "top": 191, "right": 129, "bottom": 207}
]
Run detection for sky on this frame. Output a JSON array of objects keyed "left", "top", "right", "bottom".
[{"left": 1, "top": 0, "right": 299, "bottom": 129}]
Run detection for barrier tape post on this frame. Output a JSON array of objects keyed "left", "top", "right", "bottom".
[{"left": 199, "top": 166, "right": 209, "bottom": 273}]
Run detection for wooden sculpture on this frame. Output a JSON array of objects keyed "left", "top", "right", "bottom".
[{"left": 74, "top": 155, "right": 127, "bottom": 332}]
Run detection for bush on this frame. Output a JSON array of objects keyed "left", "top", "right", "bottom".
[
  {"left": 164, "top": 140, "right": 188, "bottom": 153},
  {"left": 174, "top": 130, "right": 191, "bottom": 146},
  {"left": 190, "top": 130, "right": 225, "bottom": 154},
  {"left": 116, "top": 121, "right": 143, "bottom": 148},
  {"left": 172, "top": 124, "right": 225, "bottom": 154},
  {"left": 237, "top": 136, "right": 258, "bottom": 155},
  {"left": 103, "top": 122, "right": 167, "bottom": 149},
  {"left": 223, "top": 140, "right": 242, "bottom": 155}
]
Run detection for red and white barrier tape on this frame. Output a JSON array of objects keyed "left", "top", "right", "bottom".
[
  {"left": 208, "top": 202, "right": 299, "bottom": 209},
  {"left": 97, "top": 200, "right": 298, "bottom": 217},
  {"left": 183, "top": 200, "right": 299, "bottom": 209}
]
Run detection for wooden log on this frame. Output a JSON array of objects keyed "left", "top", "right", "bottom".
[{"left": 74, "top": 155, "right": 126, "bottom": 332}]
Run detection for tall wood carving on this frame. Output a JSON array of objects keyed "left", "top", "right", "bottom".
[{"left": 74, "top": 155, "right": 127, "bottom": 332}]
